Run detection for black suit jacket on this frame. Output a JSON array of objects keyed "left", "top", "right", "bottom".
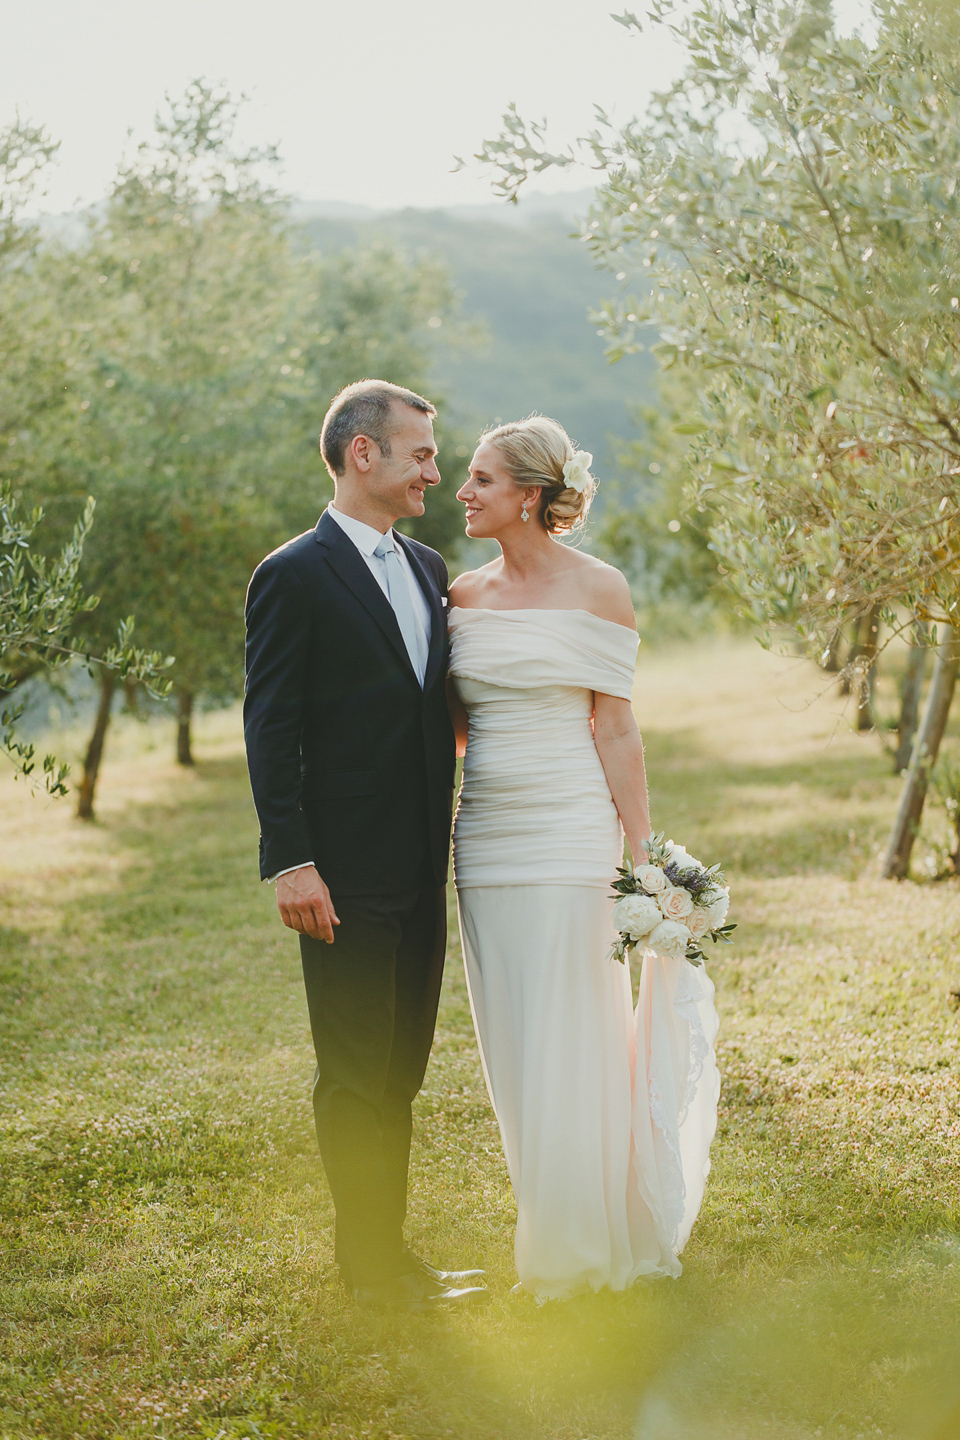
[{"left": 243, "top": 511, "right": 456, "bottom": 895}]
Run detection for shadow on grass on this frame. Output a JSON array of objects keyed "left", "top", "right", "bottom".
[
  {"left": 0, "top": 755, "right": 288, "bottom": 1068},
  {"left": 643, "top": 722, "right": 896, "bottom": 876}
]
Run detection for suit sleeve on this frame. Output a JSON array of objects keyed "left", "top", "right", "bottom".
[{"left": 243, "top": 554, "right": 314, "bottom": 881}]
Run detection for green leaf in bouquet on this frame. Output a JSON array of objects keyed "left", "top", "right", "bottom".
[{"left": 709, "top": 922, "right": 737, "bottom": 944}]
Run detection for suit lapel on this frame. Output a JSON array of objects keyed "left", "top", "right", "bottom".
[
  {"left": 396, "top": 531, "right": 446, "bottom": 692},
  {"left": 314, "top": 512, "right": 418, "bottom": 683}
]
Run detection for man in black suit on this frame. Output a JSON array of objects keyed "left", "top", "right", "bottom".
[{"left": 244, "top": 379, "right": 483, "bottom": 1311}]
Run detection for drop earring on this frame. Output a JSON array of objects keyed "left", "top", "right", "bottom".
[{"left": 521, "top": 503, "right": 530, "bottom": 523}]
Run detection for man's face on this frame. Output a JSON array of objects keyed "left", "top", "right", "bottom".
[{"left": 368, "top": 404, "right": 440, "bottom": 520}]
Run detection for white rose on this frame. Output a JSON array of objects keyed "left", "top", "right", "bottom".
[
  {"left": 634, "top": 863, "right": 666, "bottom": 895},
  {"left": 647, "top": 919, "right": 691, "bottom": 962},
  {"left": 703, "top": 887, "right": 730, "bottom": 927},
  {"left": 612, "top": 893, "right": 662, "bottom": 941},
  {"left": 686, "top": 908, "right": 711, "bottom": 940},
  {"left": 657, "top": 884, "right": 694, "bottom": 920},
  {"left": 665, "top": 842, "right": 704, "bottom": 874},
  {"left": 562, "top": 450, "right": 594, "bottom": 495}
]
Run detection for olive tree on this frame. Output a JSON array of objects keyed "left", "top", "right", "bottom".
[
  {"left": 0, "top": 119, "right": 168, "bottom": 796},
  {"left": 32, "top": 84, "right": 459, "bottom": 815},
  {"left": 475, "top": 0, "right": 960, "bottom": 876}
]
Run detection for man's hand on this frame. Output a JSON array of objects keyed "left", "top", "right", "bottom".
[{"left": 276, "top": 865, "right": 340, "bottom": 943}]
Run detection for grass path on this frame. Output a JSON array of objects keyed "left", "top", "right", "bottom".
[{"left": 2, "top": 641, "right": 960, "bottom": 1439}]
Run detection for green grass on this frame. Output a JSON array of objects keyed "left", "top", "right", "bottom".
[{"left": 2, "top": 641, "right": 960, "bottom": 1440}]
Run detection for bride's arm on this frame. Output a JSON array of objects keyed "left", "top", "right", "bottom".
[
  {"left": 446, "top": 678, "right": 469, "bottom": 759},
  {"left": 593, "top": 692, "right": 652, "bottom": 864}
]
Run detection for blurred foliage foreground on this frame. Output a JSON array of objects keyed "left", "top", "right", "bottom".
[{"left": 2, "top": 641, "right": 960, "bottom": 1440}]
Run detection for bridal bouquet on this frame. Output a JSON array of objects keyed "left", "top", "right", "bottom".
[{"left": 610, "top": 833, "right": 736, "bottom": 966}]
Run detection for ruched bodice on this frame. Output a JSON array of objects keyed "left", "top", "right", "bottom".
[{"left": 449, "top": 608, "right": 639, "bottom": 888}]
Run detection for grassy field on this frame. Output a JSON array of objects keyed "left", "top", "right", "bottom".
[{"left": 2, "top": 640, "right": 960, "bottom": 1440}]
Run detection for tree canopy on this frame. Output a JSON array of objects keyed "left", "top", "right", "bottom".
[
  {"left": 474, "top": 0, "right": 960, "bottom": 877},
  {"left": 5, "top": 84, "right": 465, "bottom": 811},
  {"left": 0, "top": 119, "right": 169, "bottom": 795},
  {"left": 477, "top": 0, "right": 960, "bottom": 658}
]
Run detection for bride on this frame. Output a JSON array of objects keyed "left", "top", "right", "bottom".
[{"left": 447, "top": 416, "right": 719, "bottom": 1300}]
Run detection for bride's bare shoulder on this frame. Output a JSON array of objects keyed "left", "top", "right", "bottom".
[
  {"left": 565, "top": 553, "right": 636, "bottom": 630},
  {"left": 449, "top": 563, "right": 499, "bottom": 608}
]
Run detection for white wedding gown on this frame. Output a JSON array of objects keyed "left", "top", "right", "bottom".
[{"left": 450, "top": 607, "right": 720, "bottom": 1300}]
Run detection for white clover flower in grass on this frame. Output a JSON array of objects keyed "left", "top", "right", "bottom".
[
  {"left": 647, "top": 919, "right": 691, "bottom": 962},
  {"left": 657, "top": 884, "right": 694, "bottom": 920},
  {"left": 562, "top": 450, "right": 593, "bottom": 494},
  {"left": 634, "top": 863, "right": 667, "bottom": 894},
  {"left": 612, "top": 893, "right": 662, "bottom": 941}
]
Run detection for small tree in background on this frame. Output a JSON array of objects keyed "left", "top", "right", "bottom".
[
  {"left": 0, "top": 120, "right": 169, "bottom": 797},
  {"left": 20, "top": 84, "right": 463, "bottom": 817},
  {"left": 476, "top": 0, "right": 960, "bottom": 877}
]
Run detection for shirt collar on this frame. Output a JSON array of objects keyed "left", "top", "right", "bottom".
[{"left": 326, "top": 502, "right": 394, "bottom": 558}]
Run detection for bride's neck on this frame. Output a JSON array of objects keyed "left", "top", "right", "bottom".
[{"left": 496, "top": 527, "right": 560, "bottom": 582}]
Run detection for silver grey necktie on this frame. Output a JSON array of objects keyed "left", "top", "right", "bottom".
[{"left": 373, "top": 533, "right": 426, "bottom": 684}]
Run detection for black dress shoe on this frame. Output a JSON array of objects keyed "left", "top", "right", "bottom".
[{"left": 351, "top": 1269, "right": 486, "bottom": 1313}]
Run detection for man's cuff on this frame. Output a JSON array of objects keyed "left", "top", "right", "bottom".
[{"left": 268, "top": 862, "right": 315, "bottom": 885}]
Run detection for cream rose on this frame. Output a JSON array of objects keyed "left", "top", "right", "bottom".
[
  {"left": 647, "top": 919, "right": 691, "bottom": 962},
  {"left": 657, "top": 884, "right": 694, "bottom": 920},
  {"left": 612, "top": 893, "right": 662, "bottom": 941},
  {"left": 634, "top": 863, "right": 666, "bottom": 895},
  {"left": 686, "top": 908, "right": 711, "bottom": 941}
]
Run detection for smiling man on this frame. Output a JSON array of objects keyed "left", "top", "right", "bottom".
[{"left": 243, "top": 379, "right": 484, "bottom": 1311}]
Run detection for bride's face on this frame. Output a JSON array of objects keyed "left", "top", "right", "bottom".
[{"left": 457, "top": 443, "right": 537, "bottom": 538}]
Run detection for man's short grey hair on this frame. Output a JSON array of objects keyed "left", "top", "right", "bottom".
[{"left": 319, "top": 379, "right": 437, "bottom": 478}]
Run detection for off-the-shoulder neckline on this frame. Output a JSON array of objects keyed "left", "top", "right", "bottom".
[{"left": 448, "top": 605, "right": 638, "bottom": 637}]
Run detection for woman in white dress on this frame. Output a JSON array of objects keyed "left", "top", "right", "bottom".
[{"left": 447, "top": 416, "right": 719, "bottom": 1301}]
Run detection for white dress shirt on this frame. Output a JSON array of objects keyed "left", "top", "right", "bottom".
[
  {"left": 324, "top": 504, "right": 432, "bottom": 676},
  {"left": 271, "top": 503, "right": 434, "bottom": 883}
]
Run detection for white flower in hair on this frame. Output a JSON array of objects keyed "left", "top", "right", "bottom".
[{"left": 562, "top": 450, "right": 593, "bottom": 494}]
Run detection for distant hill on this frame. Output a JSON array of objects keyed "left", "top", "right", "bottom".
[{"left": 299, "top": 195, "right": 655, "bottom": 476}]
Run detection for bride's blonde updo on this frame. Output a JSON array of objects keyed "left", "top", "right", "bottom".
[{"left": 479, "top": 415, "right": 595, "bottom": 534}]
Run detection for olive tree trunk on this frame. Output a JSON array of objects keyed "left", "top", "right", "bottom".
[
  {"left": 855, "top": 603, "right": 882, "bottom": 732},
  {"left": 894, "top": 621, "right": 929, "bottom": 774},
  {"left": 76, "top": 668, "right": 116, "bottom": 820},
  {"left": 839, "top": 607, "right": 879, "bottom": 700},
  {"left": 176, "top": 689, "right": 194, "bottom": 766},
  {"left": 821, "top": 626, "right": 844, "bottom": 674},
  {"left": 882, "top": 625, "right": 960, "bottom": 880}
]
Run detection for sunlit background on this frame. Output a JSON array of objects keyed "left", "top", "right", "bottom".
[
  {"left": 3, "top": 3, "right": 960, "bottom": 1440},
  {"left": 3, "top": 0, "right": 874, "bottom": 214}
]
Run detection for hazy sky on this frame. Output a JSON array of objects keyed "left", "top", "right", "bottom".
[{"left": 3, "top": 0, "right": 875, "bottom": 215}]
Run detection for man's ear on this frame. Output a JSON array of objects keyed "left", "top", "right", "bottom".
[{"left": 348, "top": 433, "right": 376, "bottom": 473}]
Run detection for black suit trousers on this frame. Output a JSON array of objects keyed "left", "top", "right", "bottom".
[{"left": 299, "top": 882, "right": 446, "bottom": 1287}]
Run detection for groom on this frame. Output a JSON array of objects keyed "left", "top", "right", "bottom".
[{"left": 244, "top": 379, "right": 483, "bottom": 1312}]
